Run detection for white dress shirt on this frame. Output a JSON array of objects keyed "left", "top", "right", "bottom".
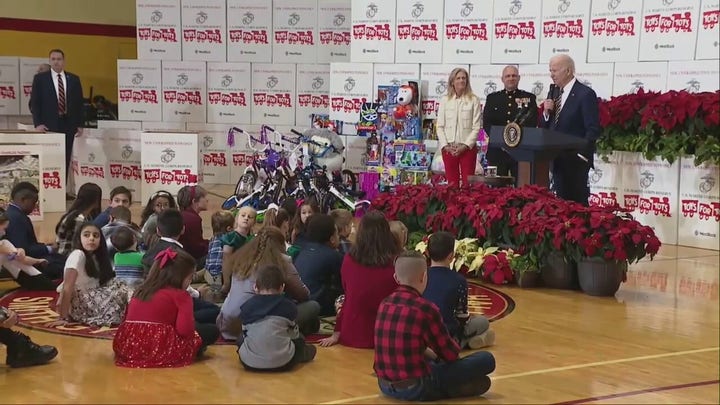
[{"left": 50, "top": 70, "right": 68, "bottom": 103}]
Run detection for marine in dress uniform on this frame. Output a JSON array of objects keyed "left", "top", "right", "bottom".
[{"left": 482, "top": 66, "right": 538, "bottom": 181}]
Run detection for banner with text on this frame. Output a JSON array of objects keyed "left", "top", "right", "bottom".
[
  {"left": 0, "top": 58, "right": 20, "bottom": 116},
  {"left": 317, "top": 0, "right": 351, "bottom": 63},
  {"left": 19, "top": 57, "right": 46, "bottom": 116},
  {"left": 490, "top": 0, "right": 541, "bottom": 64},
  {"left": 118, "top": 59, "right": 162, "bottom": 122},
  {"left": 136, "top": 0, "right": 182, "bottom": 60},
  {"left": 181, "top": 0, "right": 226, "bottom": 61},
  {"left": 395, "top": 0, "right": 444, "bottom": 63},
  {"left": 106, "top": 129, "right": 142, "bottom": 198},
  {"left": 296, "top": 64, "right": 331, "bottom": 126},
  {"left": 420, "top": 64, "right": 468, "bottom": 119},
  {"left": 695, "top": 0, "right": 720, "bottom": 60},
  {"left": 251, "top": 63, "right": 296, "bottom": 125},
  {"left": 442, "top": 0, "right": 493, "bottom": 64},
  {"left": 666, "top": 60, "right": 720, "bottom": 93},
  {"left": 469, "top": 64, "right": 507, "bottom": 105},
  {"left": 207, "top": 62, "right": 251, "bottom": 124},
  {"left": 329, "top": 62, "right": 374, "bottom": 123},
  {"left": 373, "top": 64, "right": 420, "bottom": 88},
  {"left": 639, "top": 0, "right": 699, "bottom": 61},
  {"left": 272, "top": 0, "right": 318, "bottom": 64},
  {"left": 587, "top": 0, "right": 641, "bottom": 62},
  {"left": 620, "top": 151, "right": 680, "bottom": 246},
  {"left": 678, "top": 157, "right": 720, "bottom": 250},
  {"left": 612, "top": 61, "right": 668, "bottom": 96},
  {"left": 226, "top": 0, "right": 272, "bottom": 63},
  {"left": 539, "top": 0, "right": 590, "bottom": 63},
  {"left": 575, "top": 62, "right": 615, "bottom": 101},
  {"left": 141, "top": 132, "right": 200, "bottom": 202},
  {"left": 589, "top": 151, "right": 623, "bottom": 210},
  {"left": 0, "top": 144, "right": 43, "bottom": 221},
  {"left": 161, "top": 61, "right": 207, "bottom": 123},
  {"left": 0, "top": 132, "right": 64, "bottom": 213},
  {"left": 351, "top": 0, "right": 397, "bottom": 63}
]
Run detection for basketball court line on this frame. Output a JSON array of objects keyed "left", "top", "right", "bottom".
[
  {"left": 320, "top": 347, "right": 720, "bottom": 404},
  {"left": 552, "top": 379, "right": 719, "bottom": 404}
]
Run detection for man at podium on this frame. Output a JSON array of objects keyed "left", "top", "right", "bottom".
[{"left": 541, "top": 54, "right": 600, "bottom": 206}]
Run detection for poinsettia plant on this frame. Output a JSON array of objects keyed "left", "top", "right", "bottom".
[
  {"left": 414, "top": 236, "right": 518, "bottom": 285},
  {"left": 374, "top": 184, "right": 661, "bottom": 270},
  {"left": 597, "top": 89, "right": 720, "bottom": 166}
]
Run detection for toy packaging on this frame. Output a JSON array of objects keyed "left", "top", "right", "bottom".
[
  {"left": 394, "top": 140, "right": 430, "bottom": 170},
  {"left": 310, "top": 113, "right": 343, "bottom": 134},
  {"left": 376, "top": 82, "right": 422, "bottom": 141},
  {"left": 366, "top": 166, "right": 400, "bottom": 190},
  {"left": 400, "top": 170, "right": 430, "bottom": 186}
]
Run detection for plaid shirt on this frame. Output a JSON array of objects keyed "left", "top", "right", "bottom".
[
  {"left": 56, "top": 213, "right": 86, "bottom": 255},
  {"left": 205, "top": 236, "right": 224, "bottom": 277},
  {"left": 374, "top": 285, "right": 460, "bottom": 381}
]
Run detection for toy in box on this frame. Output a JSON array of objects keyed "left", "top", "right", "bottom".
[
  {"left": 376, "top": 82, "right": 422, "bottom": 141},
  {"left": 356, "top": 102, "right": 381, "bottom": 138},
  {"left": 310, "top": 113, "right": 343, "bottom": 134},
  {"left": 400, "top": 170, "right": 430, "bottom": 186},
  {"left": 367, "top": 166, "right": 400, "bottom": 190},
  {"left": 394, "top": 140, "right": 430, "bottom": 170}
]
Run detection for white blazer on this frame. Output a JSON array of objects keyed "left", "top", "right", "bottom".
[{"left": 436, "top": 93, "right": 483, "bottom": 149}]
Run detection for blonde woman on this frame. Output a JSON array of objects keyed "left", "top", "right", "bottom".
[{"left": 436, "top": 67, "right": 482, "bottom": 187}]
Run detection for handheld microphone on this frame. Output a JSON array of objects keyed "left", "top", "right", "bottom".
[
  {"left": 549, "top": 83, "right": 558, "bottom": 101},
  {"left": 511, "top": 102, "right": 528, "bottom": 124}
]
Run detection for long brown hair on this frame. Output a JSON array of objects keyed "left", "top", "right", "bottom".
[
  {"left": 349, "top": 210, "right": 401, "bottom": 267},
  {"left": 134, "top": 248, "right": 196, "bottom": 301},
  {"left": 229, "top": 226, "right": 289, "bottom": 280},
  {"left": 71, "top": 222, "right": 115, "bottom": 285}
]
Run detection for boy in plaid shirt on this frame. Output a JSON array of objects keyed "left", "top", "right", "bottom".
[
  {"left": 200, "top": 210, "right": 235, "bottom": 303},
  {"left": 373, "top": 251, "right": 495, "bottom": 401}
]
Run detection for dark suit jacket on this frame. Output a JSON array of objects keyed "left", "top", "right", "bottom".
[
  {"left": 142, "top": 238, "right": 186, "bottom": 273},
  {"left": 542, "top": 80, "right": 600, "bottom": 161},
  {"left": 482, "top": 89, "right": 538, "bottom": 133},
  {"left": 31, "top": 70, "right": 84, "bottom": 133},
  {"left": 5, "top": 204, "right": 49, "bottom": 259}
]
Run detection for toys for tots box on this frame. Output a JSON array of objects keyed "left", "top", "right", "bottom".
[
  {"left": 186, "top": 123, "right": 233, "bottom": 185},
  {"left": 118, "top": 59, "right": 162, "bottom": 122},
  {"left": 181, "top": 0, "right": 227, "bottom": 61},
  {"left": 0, "top": 57, "right": 20, "bottom": 115},
  {"left": 490, "top": 0, "right": 542, "bottom": 64},
  {"left": 141, "top": 131, "right": 201, "bottom": 201},
  {"left": 161, "top": 61, "right": 207, "bottom": 123},
  {"left": 317, "top": 0, "right": 351, "bottom": 63},
  {"left": 329, "top": 62, "right": 374, "bottom": 123},
  {"left": 19, "top": 57, "right": 47, "bottom": 116},
  {"left": 677, "top": 157, "right": 720, "bottom": 251},
  {"left": 207, "top": 62, "right": 251, "bottom": 124},
  {"left": 394, "top": 0, "right": 444, "bottom": 63},
  {"left": 136, "top": 0, "right": 182, "bottom": 60},
  {"left": 350, "top": 0, "right": 397, "bottom": 63},
  {"left": 272, "top": 0, "right": 318, "bottom": 64},
  {"left": 226, "top": 0, "right": 272, "bottom": 63},
  {"left": 296, "top": 64, "right": 331, "bottom": 126},
  {"left": 251, "top": 64, "right": 296, "bottom": 125},
  {"left": 442, "top": 0, "right": 493, "bottom": 64}
]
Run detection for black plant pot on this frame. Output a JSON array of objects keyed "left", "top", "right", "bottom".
[
  {"left": 541, "top": 251, "right": 579, "bottom": 290},
  {"left": 515, "top": 271, "right": 540, "bottom": 288},
  {"left": 577, "top": 257, "right": 626, "bottom": 297}
]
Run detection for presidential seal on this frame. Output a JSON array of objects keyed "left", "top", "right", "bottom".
[{"left": 503, "top": 122, "right": 522, "bottom": 148}]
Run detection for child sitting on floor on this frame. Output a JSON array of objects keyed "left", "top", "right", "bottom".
[
  {"left": 114, "top": 248, "right": 219, "bottom": 368},
  {"left": 262, "top": 204, "right": 291, "bottom": 245},
  {"left": 0, "top": 208, "right": 54, "bottom": 290},
  {"left": 199, "top": 210, "right": 235, "bottom": 303},
  {"left": 140, "top": 190, "right": 177, "bottom": 250},
  {"left": 103, "top": 206, "right": 142, "bottom": 256},
  {"left": 423, "top": 231, "right": 495, "bottom": 349},
  {"left": 330, "top": 209, "right": 353, "bottom": 255},
  {"left": 176, "top": 185, "right": 209, "bottom": 266},
  {"left": 238, "top": 263, "right": 317, "bottom": 372},
  {"left": 389, "top": 221, "right": 409, "bottom": 252},
  {"left": 94, "top": 186, "right": 132, "bottom": 228},
  {"left": 220, "top": 206, "right": 256, "bottom": 295},
  {"left": 111, "top": 227, "right": 145, "bottom": 289},
  {"left": 288, "top": 201, "right": 319, "bottom": 260}
]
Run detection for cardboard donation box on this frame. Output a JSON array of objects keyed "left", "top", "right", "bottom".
[{"left": 141, "top": 131, "right": 201, "bottom": 202}]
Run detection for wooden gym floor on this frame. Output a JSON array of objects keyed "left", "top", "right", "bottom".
[{"left": 1, "top": 184, "right": 718, "bottom": 404}]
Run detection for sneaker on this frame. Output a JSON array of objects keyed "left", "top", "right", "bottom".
[
  {"left": 468, "top": 330, "right": 496, "bottom": 350},
  {"left": 301, "top": 344, "right": 317, "bottom": 363},
  {"left": 6, "top": 331, "right": 58, "bottom": 368}
]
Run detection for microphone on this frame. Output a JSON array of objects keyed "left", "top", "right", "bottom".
[
  {"left": 511, "top": 101, "right": 528, "bottom": 124},
  {"left": 549, "top": 83, "right": 558, "bottom": 101}
]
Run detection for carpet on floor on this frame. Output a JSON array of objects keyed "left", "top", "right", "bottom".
[{"left": 0, "top": 281, "right": 514, "bottom": 343}]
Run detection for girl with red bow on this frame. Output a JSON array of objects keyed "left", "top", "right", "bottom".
[{"left": 113, "top": 248, "right": 220, "bottom": 368}]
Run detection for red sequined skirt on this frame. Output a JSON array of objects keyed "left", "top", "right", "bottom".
[{"left": 113, "top": 321, "right": 202, "bottom": 368}]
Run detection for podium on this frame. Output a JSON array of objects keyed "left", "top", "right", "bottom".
[{"left": 489, "top": 125, "right": 587, "bottom": 188}]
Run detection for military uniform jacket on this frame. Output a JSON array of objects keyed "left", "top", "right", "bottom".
[{"left": 482, "top": 89, "right": 538, "bottom": 134}]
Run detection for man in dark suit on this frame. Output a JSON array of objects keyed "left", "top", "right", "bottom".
[
  {"left": 541, "top": 54, "right": 600, "bottom": 205},
  {"left": 5, "top": 182, "right": 65, "bottom": 283},
  {"left": 482, "top": 65, "right": 538, "bottom": 181},
  {"left": 30, "top": 49, "right": 84, "bottom": 176}
]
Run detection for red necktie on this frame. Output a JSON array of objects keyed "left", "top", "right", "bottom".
[{"left": 57, "top": 74, "right": 66, "bottom": 115}]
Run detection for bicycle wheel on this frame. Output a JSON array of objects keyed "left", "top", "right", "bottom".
[
  {"left": 235, "top": 171, "right": 258, "bottom": 197},
  {"left": 222, "top": 195, "right": 239, "bottom": 210}
]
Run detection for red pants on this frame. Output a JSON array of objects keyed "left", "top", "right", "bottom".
[{"left": 442, "top": 146, "right": 477, "bottom": 187}]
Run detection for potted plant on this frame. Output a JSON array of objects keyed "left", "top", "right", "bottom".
[{"left": 509, "top": 251, "right": 541, "bottom": 288}]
